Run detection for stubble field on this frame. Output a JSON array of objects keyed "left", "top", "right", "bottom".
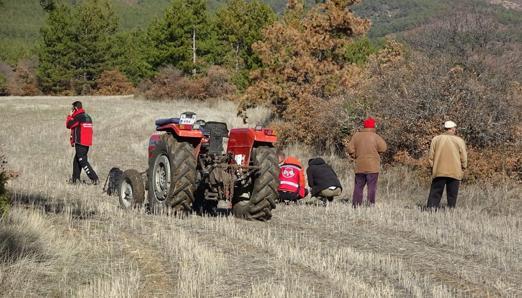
[{"left": 0, "top": 96, "right": 521, "bottom": 297}]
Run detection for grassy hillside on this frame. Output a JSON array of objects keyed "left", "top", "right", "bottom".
[
  {"left": 352, "top": 0, "right": 522, "bottom": 38},
  {"left": 352, "top": 0, "right": 450, "bottom": 37},
  {"left": 0, "top": 0, "right": 46, "bottom": 63},
  {"left": 0, "top": 96, "right": 521, "bottom": 296}
]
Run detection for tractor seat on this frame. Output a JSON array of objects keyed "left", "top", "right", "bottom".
[{"left": 201, "top": 121, "right": 229, "bottom": 155}]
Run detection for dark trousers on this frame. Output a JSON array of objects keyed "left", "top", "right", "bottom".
[
  {"left": 352, "top": 173, "right": 379, "bottom": 207},
  {"left": 73, "top": 144, "right": 98, "bottom": 182},
  {"left": 427, "top": 177, "right": 460, "bottom": 208},
  {"left": 278, "top": 191, "right": 300, "bottom": 203}
]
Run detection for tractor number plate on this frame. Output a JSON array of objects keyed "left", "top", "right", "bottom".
[{"left": 180, "top": 113, "right": 197, "bottom": 125}]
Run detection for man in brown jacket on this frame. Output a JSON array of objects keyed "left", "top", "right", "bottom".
[
  {"left": 347, "top": 117, "right": 387, "bottom": 207},
  {"left": 427, "top": 121, "right": 468, "bottom": 208}
]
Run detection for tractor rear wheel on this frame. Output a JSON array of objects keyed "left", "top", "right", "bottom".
[
  {"left": 118, "top": 169, "right": 145, "bottom": 209},
  {"left": 233, "top": 146, "right": 279, "bottom": 221},
  {"left": 148, "top": 134, "right": 197, "bottom": 214}
]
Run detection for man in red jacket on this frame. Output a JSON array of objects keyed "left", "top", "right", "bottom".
[
  {"left": 66, "top": 101, "right": 98, "bottom": 184},
  {"left": 277, "top": 151, "right": 307, "bottom": 203}
]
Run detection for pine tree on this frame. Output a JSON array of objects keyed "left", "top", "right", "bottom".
[
  {"left": 37, "top": 0, "right": 118, "bottom": 94},
  {"left": 148, "top": 0, "right": 219, "bottom": 74},
  {"left": 215, "top": 0, "right": 276, "bottom": 88},
  {"left": 37, "top": 4, "right": 76, "bottom": 94},
  {"left": 71, "top": 0, "right": 118, "bottom": 94},
  {"left": 110, "top": 30, "right": 154, "bottom": 84}
]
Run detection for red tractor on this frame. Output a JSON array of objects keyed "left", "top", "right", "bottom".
[{"left": 117, "top": 112, "right": 279, "bottom": 221}]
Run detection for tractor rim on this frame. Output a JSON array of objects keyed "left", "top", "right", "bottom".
[
  {"left": 154, "top": 154, "right": 171, "bottom": 201},
  {"left": 120, "top": 178, "right": 133, "bottom": 208}
]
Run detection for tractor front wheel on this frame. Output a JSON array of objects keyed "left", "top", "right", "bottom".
[{"left": 118, "top": 169, "right": 145, "bottom": 209}]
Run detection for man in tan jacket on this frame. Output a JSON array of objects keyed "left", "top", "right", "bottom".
[
  {"left": 427, "top": 121, "right": 468, "bottom": 208},
  {"left": 347, "top": 117, "right": 387, "bottom": 207}
]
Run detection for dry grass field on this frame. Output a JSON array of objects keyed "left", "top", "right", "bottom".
[{"left": 0, "top": 96, "right": 521, "bottom": 297}]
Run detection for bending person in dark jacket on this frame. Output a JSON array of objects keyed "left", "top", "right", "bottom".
[
  {"left": 66, "top": 101, "right": 98, "bottom": 184},
  {"left": 307, "top": 158, "right": 342, "bottom": 203}
]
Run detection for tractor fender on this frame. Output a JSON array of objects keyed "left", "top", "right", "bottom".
[
  {"left": 227, "top": 128, "right": 277, "bottom": 167},
  {"left": 148, "top": 130, "right": 203, "bottom": 160}
]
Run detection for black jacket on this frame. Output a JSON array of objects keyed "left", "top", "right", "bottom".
[{"left": 306, "top": 158, "right": 342, "bottom": 196}]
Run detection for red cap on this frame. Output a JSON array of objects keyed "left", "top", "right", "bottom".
[{"left": 363, "top": 117, "right": 375, "bottom": 128}]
